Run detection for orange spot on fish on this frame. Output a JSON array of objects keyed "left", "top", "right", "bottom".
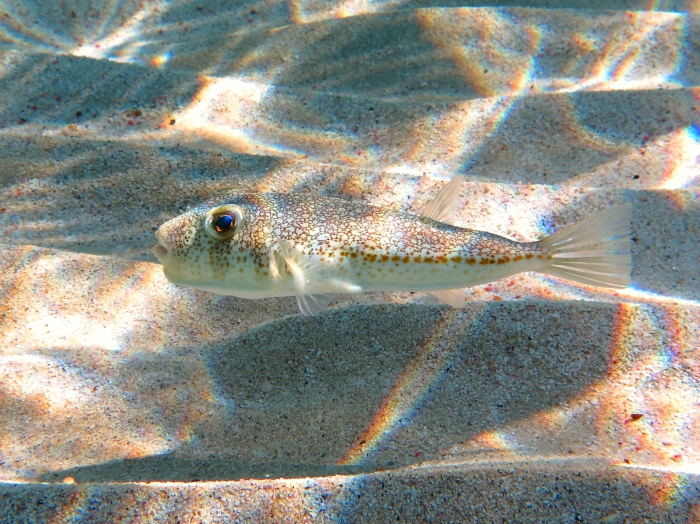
[
  {"left": 525, "top": 254, "right": 534, "bottom": 260},
  {"left": 514, "top": 255, "right": 523, "bottom": 262},
  {"left": 415, "top": 256, "right": 422, "bottom": 263},
  {"left": 467, "top": 258, "right": 476, "bottom": 265},
  {"left": 403, "top": 256, "right": 410, "bottom": 263},
  {"left": 392, "top": 255, "right": 400, "bottom": 262},
  {"left": 451, "top": 256, "right": 462, "bottom": 263},
  {"left": 479, "top": 259, "right": 489, "bottom": 265},
  {"left": 437, "top": 256, "right": 447, "bottom": 264},
  {"left": 424, "top": 257, "right": 433, "bottom": 263},
  {"left": 351, "top": 253, "right": 358, "bottom": 258},
  {"left": 381, "top": 254, "right": 390, "bottom": 262},
  {"left": 537, "top": 254, "right": 543, "bottom": 259}
]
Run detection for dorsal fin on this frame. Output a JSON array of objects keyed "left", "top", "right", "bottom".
[{"left": 421, "top": 176, "right": 465, "bottom": 225}]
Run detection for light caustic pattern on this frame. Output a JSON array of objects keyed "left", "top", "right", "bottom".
[
  {"left": 335, "top": 300, "right": 699, "bottom": 509},
  {"left": 596, "top": 303, "right": 700, "bottom": 507},
  {"left": 526, "top": 303, "right": 696, "bottom": 503},
  {"left": 0, "top": 1, "right": 699, "bottom": 519},
  {"left": 0, "top": 247, "right": 225, "bottom": 480},
  {"left": 44, "top": 477, "right": 335, "bottom": 523},
  {"left": 1, "top": 3, "right": 697, "bottom": 182},
  {"left": 397, "top": 9, "right": 542, "bottom": 173},
  {"left": 163, "top": 8, "right": 699, "bottom": 181},
  {"left": 338, "top": 307, "right": 475, "bottom": 466}
]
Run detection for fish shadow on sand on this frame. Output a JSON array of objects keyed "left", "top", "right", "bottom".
[{"left": 42, "top": 301, "right": 617, "bottom": 483}]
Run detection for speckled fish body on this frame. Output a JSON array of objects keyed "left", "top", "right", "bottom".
[{"left": 153, "top": 177, "right": 631, "bottom": 315}]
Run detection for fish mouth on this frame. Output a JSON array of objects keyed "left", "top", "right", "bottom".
[
  {"left": 153, "top": 243, "right": 168, "bottom": 262},
  {"left": 153, "top": 229, "right": 171, "bottom": 264}
]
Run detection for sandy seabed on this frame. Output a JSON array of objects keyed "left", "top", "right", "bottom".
[{"left": 0, "top": 0, "right": 699, "bottom": 522}]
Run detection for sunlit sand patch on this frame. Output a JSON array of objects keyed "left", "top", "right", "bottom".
[
  {"left": 547, "top": 11, "right": 685, "bottom": 94},
  {"left": 169, "top": 76, "right": 351, "bottom": 159},
  {"left": 70, "top": 1, "right": 167, "bottom": 63},
  {"left": 0, "top": 247, "right": 232, "bottom": 481},
  {"left": 657, "top": 126, "right": 700, "bottom": 191},
  {"left": 0, "top": 352, "right": 175, "bottom": 480},
  {"left": 0, "top": 0, "right": 167, "bottom": 59},
  {"left": 397, "top": 97, "right": 521, "bottom": 173},
  {"left": 403, "top": 10, "right": 540, "bottom": 173},
  {"left": 364, "top": 172, "right": 420, "bottom": 211},
  {"left": 595, "top": 304, "right": 699, "bottom": 499},
  {"left": 462, "top": 429, "right": 520, "bottom": 454},
  {"left": 0, "top": 252, "right": 171, "bottom": 353},
  {"left": 0, "top": 354, "right": 90, "bottom": 411},
  {"left": 289, "top": 0, "right": 408, "bottom": 24},
  {"left": 523, "top": 275, "right": 700, "bottom": 309}
]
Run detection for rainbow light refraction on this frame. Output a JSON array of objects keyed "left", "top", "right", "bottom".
[{"left": 338, "top": 307, "right": 477, "bottom": 466}]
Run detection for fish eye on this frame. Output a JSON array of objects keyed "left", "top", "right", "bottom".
[
  {"left": 214, "top": 214, "right": 235, "bottom": 232},
  {"left": 204, "top": 205, "right": 244, "bottom": 241}
]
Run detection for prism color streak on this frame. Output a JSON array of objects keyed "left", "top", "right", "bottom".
[
  {"left": 1, "top": 0, "right": 700, "bottom": 521},
  {"left": 338, "top": 307, "right": 474, "bottom": 466}
]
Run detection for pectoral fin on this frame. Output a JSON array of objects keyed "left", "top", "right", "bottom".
[
  {"left": 433, "top": 288, "right": 465, "bottom": 308},
  {"left": 421, "top": 176, "right": 465, "bottom": 225},
  {"left": 279, "top": 240, "right": 361, "bottom": 315}
]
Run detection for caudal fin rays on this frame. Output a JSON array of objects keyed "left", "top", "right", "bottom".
[{"left": 539, "top": 204, "right": 632, "bottom": 289}]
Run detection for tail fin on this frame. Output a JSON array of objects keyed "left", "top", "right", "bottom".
[{"left": 539, "top": 204, "right": 632, "bottom": 289}]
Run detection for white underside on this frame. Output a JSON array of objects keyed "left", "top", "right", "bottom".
[{"left": 165, "top": 263, "right": 531, "bottom": 299}]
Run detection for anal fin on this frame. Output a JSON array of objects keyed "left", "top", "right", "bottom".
[{"left": 433, "top": 288, "right": 465, "bottom": 308}]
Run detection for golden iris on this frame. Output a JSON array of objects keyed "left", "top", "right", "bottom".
[{"left": 204, "top": 204, "right": 243, "bottom": 241}]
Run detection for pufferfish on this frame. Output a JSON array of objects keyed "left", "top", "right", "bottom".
[{"left": 153, "top": 177, "right": 631, "bottom": 315}]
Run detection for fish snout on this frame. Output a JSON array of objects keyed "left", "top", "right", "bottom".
[{"left": 153, "top": 229, "right": 171, "bottom": 263}]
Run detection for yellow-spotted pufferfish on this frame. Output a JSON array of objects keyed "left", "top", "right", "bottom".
[{"left": 153, "top": 177, "right": 631, "bottom": 315}]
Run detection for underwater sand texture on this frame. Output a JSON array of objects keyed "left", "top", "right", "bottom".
[{"left": 0, "top": 0, "right": 699, "bottom": 521}]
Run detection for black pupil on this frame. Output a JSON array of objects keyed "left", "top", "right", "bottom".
[{"left": 214, "top": 214, "right": 235, "bottom": 233}]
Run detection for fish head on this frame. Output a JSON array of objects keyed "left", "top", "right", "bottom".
[{"left": 152, "top": 193, "right": 271, "bottom": 292}]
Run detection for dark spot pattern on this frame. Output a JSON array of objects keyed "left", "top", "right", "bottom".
[{"left": 155, "top": 192, "right": 546, "bottom": 295}]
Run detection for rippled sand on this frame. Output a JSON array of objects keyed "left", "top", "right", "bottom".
[{"left": 0, "top": 0, "right": 699, "bottom": 521}]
